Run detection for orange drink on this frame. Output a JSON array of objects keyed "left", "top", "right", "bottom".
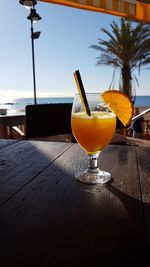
[
  {"left": 71, "top": 111, "right": 116, "bottom": 154},
  {"left": 71, "top": 93, "right": 117, "bottom": 184},
  {"left": 71, "top": 75, "right": 133, "bottom": 184}
]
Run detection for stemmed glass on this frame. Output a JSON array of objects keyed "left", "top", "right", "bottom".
[{"left": 71, "top": 93, "right": 116, "bottom": 184}]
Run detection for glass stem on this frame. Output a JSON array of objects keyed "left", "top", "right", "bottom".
[{"left": 88, "top": 153, "right": 100, "bottom": 171}]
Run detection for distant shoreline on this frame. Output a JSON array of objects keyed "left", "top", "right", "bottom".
[
  {"left": 0, "top": 95, "right": 150, "bottom": 120},
  {"left": 3, "top": 105, "right": 150, "bottom": 121}
]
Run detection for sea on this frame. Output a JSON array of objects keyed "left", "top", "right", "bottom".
[{"left": 0, "top": 95, "right": 150, "bottom": 115}]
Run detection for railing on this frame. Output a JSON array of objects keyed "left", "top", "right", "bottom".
[
  {"left": 0, "top": 115, "right": 150, "bottom": 140},
  {"left": 0, "top": 114, "right": 25, "bottom": 139},
  {"left": 144, "top": 120, "right": 150, "bottom": 138}
]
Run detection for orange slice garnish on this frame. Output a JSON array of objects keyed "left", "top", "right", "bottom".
[{"left": 101, "top": 90, "right": 134, "bottom": 126}]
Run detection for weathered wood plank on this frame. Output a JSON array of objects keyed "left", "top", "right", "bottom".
[
  {"left": 0, "top": 144, "right": 148, "bottom": 266},
  {"left": 136, "top": 146, "right": 150, "bottom": 254},
  {"left": 0, "top": 138, "right": 19, "bottom": 149},
  {"left": 0, "top": 140, "right": 73, "bottom": 205}
]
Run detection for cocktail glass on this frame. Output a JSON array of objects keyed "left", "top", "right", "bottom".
[{"left": 71, "top": 93, "right": 116, "bottom": 184}]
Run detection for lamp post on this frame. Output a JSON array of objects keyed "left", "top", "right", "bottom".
[
  {"left": 27, "top": 8, "right": 41, "bottom": 105},
  {"left": 19, "top": 0, "right": 41, "bottom": 105},
  {"left": 19, "top": 0, "right": 37, "bottom": 8}
]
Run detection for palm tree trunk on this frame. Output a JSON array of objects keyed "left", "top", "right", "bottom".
[{"left": 121, "top": 65, "right": 132, "bottom": 99}]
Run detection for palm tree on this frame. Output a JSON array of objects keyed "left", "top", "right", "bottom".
[{"left": 90, "top": 18, "right": 150, "bottom": 100}]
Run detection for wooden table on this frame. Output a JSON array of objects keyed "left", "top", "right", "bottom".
[{"left": 0, "top": 139, "right": 150, "bottom": 266}]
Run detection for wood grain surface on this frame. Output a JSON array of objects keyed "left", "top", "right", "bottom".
[{"left": 0, "top": 140, "right": 149, "bottom": 266}]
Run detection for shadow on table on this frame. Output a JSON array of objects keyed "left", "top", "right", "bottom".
[{"left": 0, "top": 140, "right": 150, "bottom": 267}]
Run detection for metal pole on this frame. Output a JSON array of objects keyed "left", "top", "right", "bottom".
[{"left": 31, "top": 18, "right": 37, "bottom": 105}]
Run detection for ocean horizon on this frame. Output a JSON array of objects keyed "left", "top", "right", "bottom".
[{"left": 0, "top": 95, "right": 150, "bottom": 115}]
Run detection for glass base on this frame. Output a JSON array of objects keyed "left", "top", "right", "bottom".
[{"left": 76, "top": 167, "right": 111, "bottom": 184}]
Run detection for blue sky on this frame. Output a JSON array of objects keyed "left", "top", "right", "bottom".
[{"left": 0, "top": 0, "right": 149, "bottom": 101}]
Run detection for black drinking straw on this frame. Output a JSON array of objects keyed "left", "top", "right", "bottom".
[{"left": 73, "top": 70, "right": 91, "bottom": 116}]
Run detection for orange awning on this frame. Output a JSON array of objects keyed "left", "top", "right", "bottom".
[{"left": 39, "top": 0, "right": 150, "bottom": 24}]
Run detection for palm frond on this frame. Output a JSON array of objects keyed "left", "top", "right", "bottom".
[{"left": 90, "top": 18, "right": 150, "bottom": 98}]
